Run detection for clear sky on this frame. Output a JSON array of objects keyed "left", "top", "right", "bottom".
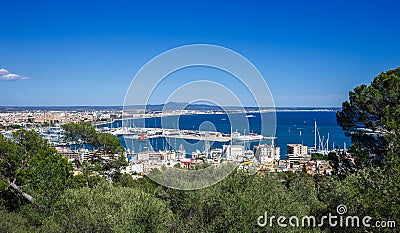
[{"left": 0, "top": 0, "right": 399, "bottom": 107}]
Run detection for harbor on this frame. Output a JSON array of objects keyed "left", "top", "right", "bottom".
[{"left": 106, "top": 126, "right": 277, "bottom": 142}]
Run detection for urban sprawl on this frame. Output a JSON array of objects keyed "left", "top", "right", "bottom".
[{"left": 0, "top": 109, "right": 353, "bottom": 179}]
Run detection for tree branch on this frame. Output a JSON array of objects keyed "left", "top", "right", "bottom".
[{"left": 3, "top": 178, "right": 35, "bottom": 203}]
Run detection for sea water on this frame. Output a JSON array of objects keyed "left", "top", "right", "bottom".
[{"left": 110, "top": 111, "right": 350, "bottom": 159}]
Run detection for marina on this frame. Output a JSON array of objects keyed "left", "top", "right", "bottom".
[
  {"left": 106, "top": 127, "right": 277, "bottom": 142},
  {"left": 0, "top": 110, "right": 351, "bottom": 157}
]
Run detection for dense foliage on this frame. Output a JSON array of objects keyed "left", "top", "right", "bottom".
[
  {"left": 337, "top": 67, "right": 400, "bottom": 167},
  {"left": 0, "top": 68, "right": 399, "bottom": 232},
  {"left": 1, "top": 163, "right": 398, "bottom": 232},
  {"left": 61, "top": 122, "right": 125, "bottom": 155},
  {"left": 62, "top": 122, "right": 127, "bottom": 185},
  {"left": 0, "top": 130, "right": 71, "bottom": 215}
]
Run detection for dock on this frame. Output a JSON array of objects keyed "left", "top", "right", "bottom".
[{"left": 102, "top": 127, "right": 276, "bottom": 142}]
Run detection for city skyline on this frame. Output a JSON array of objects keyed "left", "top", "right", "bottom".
[{"left": 1, "top": 0, "right": 399, "bottom": 107}]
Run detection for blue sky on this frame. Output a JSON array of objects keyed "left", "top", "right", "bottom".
[{"left": 0, "top": 0, "right": 399, "bottom": 107}]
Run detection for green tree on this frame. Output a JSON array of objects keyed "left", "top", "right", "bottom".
[
  {"left": 40, "top": 183, "right": 174, "bottom": 233},
  {"left": 61, "top": 122, "right": 98, "bottom": 148},
  {"left": 318, "top": 166, "right": 400, "bottom": 232},
  {"left": 102, "top": 154, "right": 128, "bottom": 182},
  {"left": 0, "top": 205, "right": 34, "bottom": 233},
  {"left": 326, "top": 151, "right": 355, "bottom": 178},
  {"left": 62, "top": 122, "right": 126, "bottom": 183},
  {"left": 95, "top": 132, "right": 124, "bottom": 155},
  {"left": 0, "top": 129, "right": 72, "bottom": 225},
  {"left": 157, "top": 170, "right": 324, "bottom": 232},
  {"left": 62, "top": 122, "right": 124, "bottom": 156},
  {"left": 337, "top": 67, "right": 400, "bottom": 167}
]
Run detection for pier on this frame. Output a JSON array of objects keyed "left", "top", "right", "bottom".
[{"left": 103, "top": 127, "right": 276, "bottom": 142}]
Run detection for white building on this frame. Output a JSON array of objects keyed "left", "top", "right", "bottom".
[
  {"left": 222, "top": 145, "right": 244, "bottom": 161},
  {"left": 254, "top": 144, "right": 281, "bottom": 163},
  {"left": 286, "top": 144, "right": 310, "bottom": 164},
  {"left": 123, "top": 162, "right": 144, "bottom": 174},
  {"left": 287, "top": 144, "right": 308, "bottom": 156}
]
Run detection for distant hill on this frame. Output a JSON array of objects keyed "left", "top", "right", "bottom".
[{"left": 0, "top": 104, "right": 341, "bottom": 112}]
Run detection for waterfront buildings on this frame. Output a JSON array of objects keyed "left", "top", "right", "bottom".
[
  {"left": 254, "top": 144, "right": 280, "bottom": 163},
  {"left": 287, "top": 144, "right": 308, "bottom": 156},
  {"left": 0, "top": 110, "right": 119, "bottom": 128},
  {"left": 1, "top": 109, "right": 338, "bottom": 177},
  {"left": 222, "top": 145, "right": 244, "bottom": 161}
]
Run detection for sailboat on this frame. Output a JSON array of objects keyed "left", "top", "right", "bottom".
[
  {"left": 137, "top": 133, "right": 147, "bottom": 142},
  {"left": 311, "top": 120, "right": 330, "bottom": 154}
]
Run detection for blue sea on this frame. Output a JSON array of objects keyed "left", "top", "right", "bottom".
[{"left": 107, "top": 111, "right": 351, "bottom": 159}]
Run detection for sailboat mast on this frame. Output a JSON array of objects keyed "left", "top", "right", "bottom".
[
  {"left": 326, "top": 133, "right": 330, "bottom": 152},
  {"left": 314, "top": 120, "right": 317, "bottom": 150},
  {"left": 230, "top": 127, "right": 233, "bottom": 145}
]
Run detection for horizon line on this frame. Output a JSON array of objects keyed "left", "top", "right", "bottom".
[{"left": 0, "top": 105, "right": 342, "bottom": 108}]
